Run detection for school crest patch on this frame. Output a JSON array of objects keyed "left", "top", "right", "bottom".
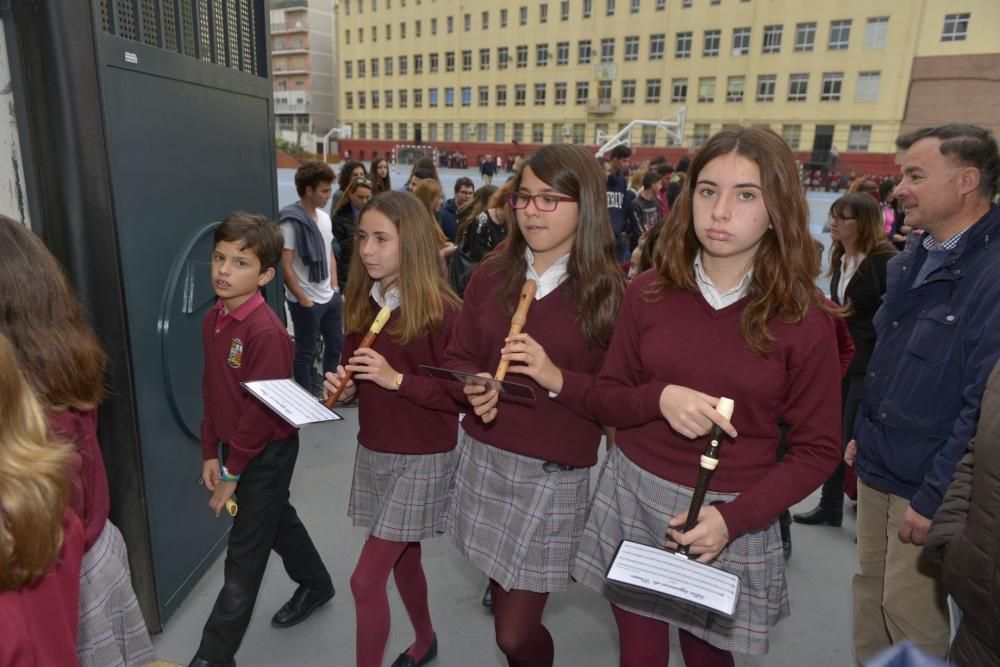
[{"left": 227, "top": 338, "right": 244, "bottom": 368}]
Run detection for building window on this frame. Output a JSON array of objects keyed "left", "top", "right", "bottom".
[
  {"left": 399, "top": 89, "right": 408, "bottom": 107},
  {"left": 399, "top": 123, "right": 408, "bottom": 141},
  {"left": 500, "top": 9, "right": 507, "bottom": 27},
  {"left": 428, "top": 53, "right": 438, "bottom": 73},
  {"left": 384, "top": 57, "right": 393, "bottom": 76},
  {"left": 462, "top": 50, "right": 472, "bottom": 71},
  {"left": 520, "top": 5, "right": 528, "bottom": 24},
  {"left": 625, "top": 36, "right": 639, "bottom": 61},
  {"left": 358, "top": 91, "right": 366, "bottom": 109},
  {"left": 726, "top": 76, "right": 745, "bottom": 102},
  {"left": 517, "top": 45, "right": 528, "bottom": 68},
  {"left": 697, "top": 77, "right": 716, "bottom": 102},
  {"left": 820, "top": 72, "right": 843, "bottom": 101},
  {"left": 413, "top": 54, "right": 422, "bottom": 73},
  {"left": 495, "top": 123, "right": 506, "bottom": 142},
  {"left": 371, "top": 123, "right": 379, "bottom": 140},
  {"left": 606, "top": 0, "right": 615, "bottom": 16},
  {"left": 540, "top": 3, "right": 548, "bottom": 22},
  {"left": 498, "top": 47, "right": 509, "bottom": 70},
  {"left": 631, "top": 0, "right": 640, "bottom": 12},
  {"left": 372, "top": 90, "right": 380, "bottom": 108},
  {"left": 385, "top": 24, "right": 391, "bottom": 40},
  {"left": 601, "top": 38, "right": 615, "bottom": 63},
  {"left": 482, "top": 10, "right": 488, "bottom": 29},
  {"left": 583, "top": 0, "right": 592, "bottom": 18},
  {"left": 555, "top": 82, "right": 567, "bottom": 105},
  {"left": 537, "top": 44, "right": 550, "bottom": 66},
  {"left": 732, "top": 28, "right": 751, "bottom": 56},
  {"left": 513, "top": 123, "right": 524, "bottom": 143},
  {"left": 444, "top": 87, "right": 454, "bottom": 107},
  {"left": 649, "top": 33, "right": 665, "bottom": 60},
  {"left": 572, "top": 123, "right": 585, "bottom": 144},
  {"left": 345, "top": 61, "right": 353, "bottom": 78},
  {"left": 532, "top": 123, "right": 544, "bottom": 143},
  {"left": 641, "top": 126, "right": 657, "bottom": 146},
  {"left": 864, "top": 17, "right": 889, "bottom": 49},
  {"left": 445, "top": 51, "right": 455, "bottom": 72},
  {"left": 345, "top": 92, "right": 353, "bottom": 109},
  {"left": 762, "top": 25, "right": 782, "bottom": 53},
  {"left": 372, "top": 26, "right": 377, "bottom": 42},
  {"left": 477, "top": 123, "right": 487, "bottom": 142},
  {"left": 557, "top": 42, "right": 570, "bottom": 65},
  {"left": 384, "top": 123, "right": 392, "bottom": 140},
  {"left": 431, "top": 17, "right": 437, "bottom": 34},
  {"left": 579, "top": 40, "right": 592, "bottom": 64},
  {"left": 447, "top": 16, "right": 453, "bottom": 32},
  {"left": 496, "top": 85, "right": 507, "bottom": 106},
  {"left": 656, "top": 0, "right": 665, "bottom": 8},
  {"left": 788, "top": 73, "right": 809, "bottom": 101},
  {"left": 693, "top": 123, "right": 711, "bottom": 146},
  {"left": 794, "top": 22, "right": 816, "bottom": 52},
  {"left": 598, "top": 80, "right": 612, "bottom": 102},
  {"left": 480, "top": 48, "right": 490, "bottom": 69},
  {"left": 621, "top": 79, "right": 636, "bottom": 103},
  {"left": 856, "top": 71, "right": 880, "bottom": 102},
  {"left": 646, "top": 78, "right": 662, "bottom": 103},
  {"left": 385, "top": 89, "right": 393, "bottom": 107},
  {"left": 682, "top": 0, "right": 693, "bottom": 7},
  {"left": 756, "top": 74, "right": 776, "bottom": 102},
  {"left": 414, "top": 20, "right": 421, "bottom": 37},
  {"left": 371, "top": 58, "right": 379, "bottom": 77},
  {"left": 444, "top": 123, "right": 453, "bottom": 141},
  {"left": 534, "top": 83, "right": 547, "bottom": 105},
  {"left": 461, "top": 123, "right": 471, "bottom": 142},
  {"left": 782, "top": 124, "right": 801, "bottom": 149},
  {"left": 576, "top": 81, "right": 589, "bottom": 104},
  {"left": 703, "top": 30, "right": 720, "bottom": 57},
  {"left": 413, "top": 88, "right": 422, "bottom": 107},
  {"left": 343, "top": 31, "right": 349, "bottom": 46},
  {"left": 429, "top": 88, "right": 438, "bottom": 107},
  {"left": 461, "top": 86, "right": 471, "bottom": 106},
  {"left": 515, "top": 84, "right": 526, "bottom": 106},
  {"left": 942, "top": 13, "right": 970, "bottom": 42},
  {"left": 399, "top": 55, "right": 407, "bottom": 75},
  {"left": 358, "top": 59, "right": 365, "bottom": 77},
  {"left": 829, "top": 19, "right": 851, "bottom": 50},
  {"left": 561, "top": 1, "right": 570, "bottom": 20},
  {"left": 399, "top": 22, "right": 405, "bottom": 38},
  {"left": 671, "top": 77, "right": 687, "bottom": 102},
  {"left": 848, "top": 125, "right": 872, "bottom": 151},
  {"left": 675, "top": 31, "right": 692, "bottom": 58}
]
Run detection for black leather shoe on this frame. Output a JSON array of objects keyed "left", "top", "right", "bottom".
[
  {"left": 792, "top": 504, "right": 843, "bottom": 527},
  {"left": 188, "top": 658, "right": 235, "bottom": 667},
  {"left": 481, "top": 584, "right": 493, "bottom": 612},
  {"left": 271, "top": 583, "right": 335, "bottom": 628},
  {"left": 390, "top": 635, "right": 438, "bottom": 667}
]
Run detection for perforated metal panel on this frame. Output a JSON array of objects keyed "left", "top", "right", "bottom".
[{"left": 101, "top": 0, "right": 263, "bottom": 76}]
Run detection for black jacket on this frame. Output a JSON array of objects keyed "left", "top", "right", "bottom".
[
  {"left": 830, "top": 242, "right": 897, "bottom": 375},
  {"left": 331, "top": 201, "right": 357, "bottom": 288}
]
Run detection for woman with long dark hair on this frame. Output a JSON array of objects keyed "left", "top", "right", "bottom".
[{"left": 370, "top": 156, "right": 392, "bottom": 194}]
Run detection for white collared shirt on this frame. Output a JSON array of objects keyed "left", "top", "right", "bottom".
[
  {"left": 693, "top": 252, "right": 752, "bottom": 310},
  {"left": 369, "top": 281, "right": 400, "bottom": 310},
  {"left": 837, "top": 252, "right": 864, "bottom": 304},
  {"left": 524, "top": 248, "right": 570, "bottom": 299}
]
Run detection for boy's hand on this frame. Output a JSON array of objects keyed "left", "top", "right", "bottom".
[
  {"left": 202, "top": 459, "right": 221, "bottom": 491},
  {"left": 209, "top": 481, "right": 237, "bottom": 518}
]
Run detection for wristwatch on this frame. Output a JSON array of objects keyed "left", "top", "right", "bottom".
[
  {"left": 394, "top": 373, "right": 404, "bottom": 390},
  {"left": 220, "top": 466, "right": 241, "bottom": 483}
]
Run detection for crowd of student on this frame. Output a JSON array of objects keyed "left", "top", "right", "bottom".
[{"left": 2, "top": 122, "right": 999, "bottom": 667}]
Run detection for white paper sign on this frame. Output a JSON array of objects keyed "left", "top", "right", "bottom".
[
  {"left": 606, "top": 540, "right": 740, "bottom": 617},
  {"left": 242, "top": 379, "right": 343, "bottom": 427}
]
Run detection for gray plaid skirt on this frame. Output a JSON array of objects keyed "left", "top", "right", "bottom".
[
  {"left": 77, "top": 520, "right": 155, "bottom": 667},
  {"left": 572, "top": 446, "right": 789, "bottom": 656},
  {"left": 348, "top": 443, "right": 458, "bottom": 542},
  {"left": 443, "top": 427, "right": 591, "bottom": 593}
]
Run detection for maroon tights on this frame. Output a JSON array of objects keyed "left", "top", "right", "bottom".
[
  {"left": 350, "top": 538, "right": 435, "bottom": 667},
  {"left": 612, "top": 604, "right": 735, "bottom": 667},
  {"left": 490, "top": 580, "right": 554, "bottom": 667}
]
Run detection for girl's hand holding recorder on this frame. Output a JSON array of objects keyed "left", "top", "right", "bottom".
[
  {"left": 323, "top": 366, "right": 356, "bottom": 404},
  {"left": 499, "top": 333, "right": 563, "bottom": 394}
]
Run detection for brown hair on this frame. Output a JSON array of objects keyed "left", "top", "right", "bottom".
[
  {"left": 214, "top": 211, "right": 284, "bottom": 271},
  {"left": 334, "top": 176, "right": 374, "bottom": 212},
  {"left": 828, "top": 193, "right": 893, "bottom": 278},
  {"left": 0, "top": 217, "right": 107, "bottom": 408},
  {"left": 412, "top": 180, "right": 449, "bottom": 247},
  {"left": 0, "top": 334, "right": 74, "bottom": 591},
  {"left": 370, "top": 157, "right": 391, "bottom": 193},
  {"left": 344, "top": 192, "right": 461, "bottom": 345},
  {"left": 488, "top": 144, "right": 625, "bottom": 347},
  {"left": 650, "top": 127, "right": 833, "bottom": 356},
  {"left": 294, "top": 161, "right": 336, "bottom": 197}
]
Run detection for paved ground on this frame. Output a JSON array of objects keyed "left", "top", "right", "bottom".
[{"left": 152, "top": 406, "right": 860, "bottom": 667}]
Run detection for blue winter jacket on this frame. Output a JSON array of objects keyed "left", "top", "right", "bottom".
[{"left": 854, "top": 206, "right": 1000, "bottom": 519}]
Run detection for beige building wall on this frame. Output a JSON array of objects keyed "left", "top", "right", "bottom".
[{"left": 335, "top": 0, "right": 999, "bottom": 153}]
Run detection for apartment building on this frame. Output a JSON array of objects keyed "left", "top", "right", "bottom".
[{"left": 334, "top": 0, "right": 999, "bottom": 166}]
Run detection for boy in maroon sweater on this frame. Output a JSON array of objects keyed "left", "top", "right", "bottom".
[{"left": 190, "top": 213, "right": 333, "bottom": 667}]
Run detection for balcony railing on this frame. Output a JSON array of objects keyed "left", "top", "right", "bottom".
[
  {"left": 271, "top": 21, "right": 308, "bottom": 34},
  {"left": 587, "top": 99, "right": 617, "bottom": 114},
  {"left": 275, "top": 93, "right": 311, "bottom": 114}
]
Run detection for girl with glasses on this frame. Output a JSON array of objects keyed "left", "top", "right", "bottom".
[
  {"left": 573, "top": 127, "right": 843, "bottom": 666},
  {"left": 332, "top": 177, "right": 375, "bottom": 290},
  {"left": 443, "top": 144, "right": 626, "bottom": 667}
]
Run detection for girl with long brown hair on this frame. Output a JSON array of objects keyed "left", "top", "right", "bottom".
[
  {"left": 0, "top": 333, "right": 85, "bottom": 666},
  {"left": 443, "top": 143, "right": 626, "bottom": 667},
  {"left": 324, "top": 192, "right": 462, "bottom": 667},
  {"left": 573, "top": 127, "right": 842, "bottom": 665},
  {"left": 370, "top": 156, "right": 392, "bottom": 194},
  {"left": 0, "top": 216, "right": 154, "bottom": 666}
]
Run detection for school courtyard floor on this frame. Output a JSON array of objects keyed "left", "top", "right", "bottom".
[{"left": 151, "top": 407, "right": 859, "bottom": 667}]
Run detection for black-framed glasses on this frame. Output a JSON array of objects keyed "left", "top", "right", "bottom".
[
  {"left": 507, "top": 192, "right": 578, "bottom": 212},
  {"left": 829, "top": 214, "right": 857, "bottom": 222}
]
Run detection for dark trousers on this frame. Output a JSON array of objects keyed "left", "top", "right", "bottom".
[
  {"left": 819, "top": 372, "right": 865, "bottom": 509},
  {"left": 288, "top": 295, "right": 344, "bottom": 393},
  {"left": 196, "top": 436, "right": 332, "bottom": 662}
]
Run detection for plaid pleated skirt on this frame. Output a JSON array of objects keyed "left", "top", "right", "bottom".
[
  {"left": 443, "top": 427, "right": 591, "bottom": 593},
  {"left": 348, "top": 443, "right": 458, "bottom": 542},
  {"left": 572, "top": 447, "right": 789, "bottom": 656},
  {"left": 77, "top": 520, "right": 155, "bottom": 667}
]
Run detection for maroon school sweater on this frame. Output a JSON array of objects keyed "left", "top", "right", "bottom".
[
  {"left": 0, "top": 509, "right": 84, "bottom": 667},
  {"left": 200, "top": 293, "right": 297, "bottom": 474},
  {"left": 48, "top": 409, "right": 109, "bottom": 551},
  {"left": 343, "top": 300, "right": 461, "bottom": 454},
  {"left": 444, "top": 265, "right": 606, "bottom": 467},
  {"left": 590, "top": 270, "right": 842, "bottom": 538}
]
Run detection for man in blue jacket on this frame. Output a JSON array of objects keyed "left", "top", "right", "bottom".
[{"left": 849, "top": 124, "right": 1000, "bottom": 663}]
